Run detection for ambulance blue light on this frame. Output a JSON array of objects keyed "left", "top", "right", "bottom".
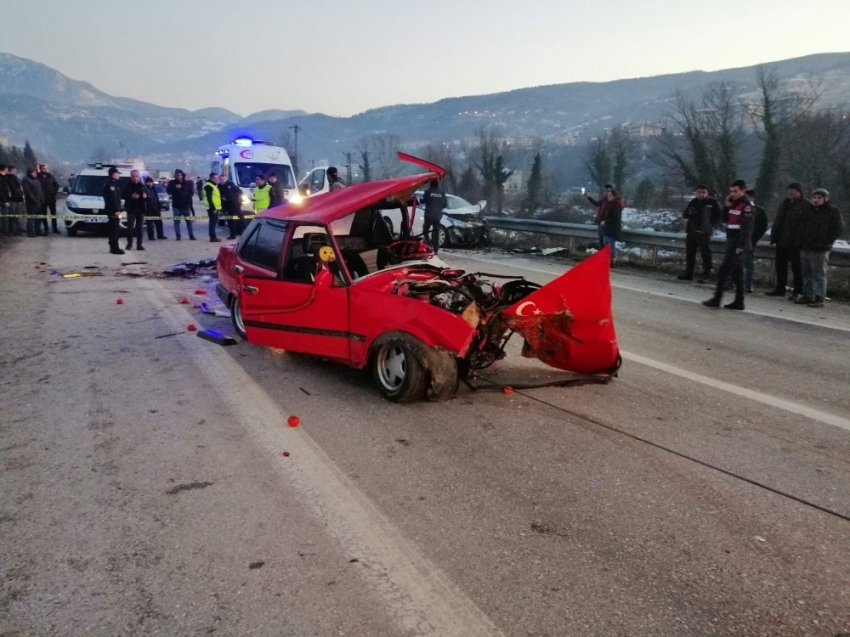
[{"left": 233, "top": 137, "right": 254, "bottom": 147}]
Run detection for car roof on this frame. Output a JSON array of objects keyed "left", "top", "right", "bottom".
[{"left": 259, "top": 172, "right": 440, "bottom": 225}]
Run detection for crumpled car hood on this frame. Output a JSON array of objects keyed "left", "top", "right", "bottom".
[{"left": 500, "top": 247, "right": 619, "bottom": 375}]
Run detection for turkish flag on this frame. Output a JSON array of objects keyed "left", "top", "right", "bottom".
[{"left": 501, "top": 246, "right": 619, "bottom": 375}]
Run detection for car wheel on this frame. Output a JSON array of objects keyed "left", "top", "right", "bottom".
[
  {"left": 230, "top": 295, "right": 247, "bottom": 339},
  {"left": 66, "top": 225, "right": 78, "bottom": 237},
  {"left": 370, "top": 339, "right": 427, "bottom": 402},
  {"left": 438, "top": 225, "right": 448, "bottom": 248}
]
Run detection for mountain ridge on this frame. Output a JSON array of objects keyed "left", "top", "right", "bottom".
[{"left": 1, "top": 50, "right": 848, "bottom": 167}]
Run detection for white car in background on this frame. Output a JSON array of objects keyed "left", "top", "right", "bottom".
[{"left": 382, "top": 191, "right": 489, "bottom": 248}]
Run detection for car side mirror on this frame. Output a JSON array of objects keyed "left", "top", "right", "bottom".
[{"left": 315, "top": 265, "right": 334, "bottom": 288}]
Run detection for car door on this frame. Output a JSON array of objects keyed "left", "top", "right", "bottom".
[{"left": 239, "top": 223, "right": 353, "bottom": 362}]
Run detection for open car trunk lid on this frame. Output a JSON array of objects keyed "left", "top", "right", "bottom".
[{"left": 499, "top": 247, "right": 619, "bottom": 375}]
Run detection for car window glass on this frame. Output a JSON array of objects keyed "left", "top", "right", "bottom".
[
  {"left": 310, "top": 169, "right": 325, "bottom": 193},
  {"left": 282, "top": 225, "right": 328, "bottom": 283},
  {"left": 238, "top": 223, "right": 260, "bottom": 263},
  {"left": 248, "top": 221, "right": 288, "bottom": 272}
]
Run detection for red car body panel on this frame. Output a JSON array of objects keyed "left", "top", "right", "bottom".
[
  {"left": 347, "top": 267, "right": 476, "bottom": 367},
  {"left": 502, "top": 247, "right": 619, "bottom": 375},
  {"left": 261, "top": 172, "right": 440, "bottom": 225}
]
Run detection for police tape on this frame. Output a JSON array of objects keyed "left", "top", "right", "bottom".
[{"left": 0, "top": 212, "right": 258, "bottom": 222}]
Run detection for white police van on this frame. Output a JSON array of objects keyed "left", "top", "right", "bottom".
[
  {"left": 211, "top": 138, "right": 299, "bottom": 212},
  {"left": 63, "top": 162, "right": 150, "bottom": 236}
]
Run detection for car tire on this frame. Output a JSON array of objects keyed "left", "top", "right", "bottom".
[
  {"left": 370, "top": 339, "right": 427, "bottom": 403},
  {"left": 438, "top": 225, "right": 449, "bottom": 248},
  {"left": 230, "top": 295, "right": 247, "bottom": 339},
  {"left": 66, "top": 225, "right": 78, "bottom": 237}
]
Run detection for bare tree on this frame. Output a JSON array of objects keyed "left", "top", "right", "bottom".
[
  {"left": 469, "top": 129, "right": 514, "bottom": 214},
  {"left": 608, "top": 125, "right": 635, "bottom": 193},
  {"left": 354, "top": 140, "right": 372, "bottom": 183},
  {"left": 751, "top": 65, "right": 821, "bottom": 208},
  {"left": 367, "top": 133, "right": 404, "bottom": 180},
  {"left": 421, "top": 142, "right": 459, "bottom": 193},
  {"left": 652, "top": 83, "right": 745, "bottom": 197},
  {"left": 584, "top": 136, "right": 612, "bottom": 193}
]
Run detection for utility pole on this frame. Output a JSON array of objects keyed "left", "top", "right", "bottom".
[
  {"left": 288, "top": 124, "right": 301, "bottom": 177},
  {"left": 343, "top": 151, "right": 354, "bottom": 185}
]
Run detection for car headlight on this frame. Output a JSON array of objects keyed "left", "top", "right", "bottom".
[
  {"left": 241, "top": 195, "right": 251, "bottom": 205},
  {"left": 65, "top": 202, "right": 79, "bottom": 212},
  {"left": 288, "top": 193, "right": 303, "bottom": 205}
]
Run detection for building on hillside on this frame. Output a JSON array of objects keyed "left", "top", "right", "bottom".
[
  {"left": 628, "top": 123, "right": 665, "bottom": 137},
  {"left": 504, "top": 171, "right": 523, "bottom": 194}
]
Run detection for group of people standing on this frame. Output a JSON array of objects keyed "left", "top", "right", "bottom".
[
  {"left": 101, "top": 167, "right": 292, "bottom": 255},
  {"left": 0, "top": 163, "right": 61, "bottom": 237},
  {"left": 690, "top": 180, "right": 843, "bottom": 310}
]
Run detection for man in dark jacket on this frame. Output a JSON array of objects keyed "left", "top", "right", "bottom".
[
  {"left": 22, "top": 167, "right": 45, "bottom": 238},
  {"left": 121, "top": 169, "right": 147, "bottom": 250},
  {"left": 166, "top": 169, "right": 196, "bottom": 240},
  {"left": 102, "top": 167, "right": 124, "bottom": 254},
  {"left": 0, "top": 164, "right": 11, "bottom": 236},
  {"left": 328, "top": 166, "right": 346, "bottom": 191},
  {"left": 795, "top": 188, "right": 844, "bottom": 307},
  {"left": 218, "top": 175, "right": 244, "bottom": 240},
  {"left": 703, "top": 179, "right": 753, "bottom": 310},
  {"left": 6, "top": 166, "right": 25, "bottom": 235},
  {"left": 7, "top": 166, "right": 24, "bottom": 235},
  {"left": 586, "top": 184, "right": 613, "bottom": 249},
  {"left": 196, "top": 177, "right": 204, "bottom": 201},
  {"left": 143, "top": 176, "right": 166, "bottom": 241},
  {"left": 600, "top": 189, "right": 623, "bottom": 265},
  {"left": 422, "top": 179, "right": 447, "bottom": 253},
  {"left": 743, "top": 189, "right": 769, "bottom": 293},
  {"left": 37, "top": 164, "right": 61, "bottom": 235},
  {"left": 678, "top": 185, "right": 721, "bottom": 281},
  {"left": 268, "top": 172, "right": 286, "bottom": 208},
  {"left": 766, "top": 181, "right": 809, "bottom": 299}
]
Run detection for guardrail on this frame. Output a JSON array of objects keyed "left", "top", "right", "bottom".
[{"left": 484, "top": 217, "right": 850, "bottom": 268}]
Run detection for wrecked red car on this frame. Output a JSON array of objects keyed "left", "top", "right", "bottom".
[{"left": 216, "top": 156, "right": 620, "bottom": 402}]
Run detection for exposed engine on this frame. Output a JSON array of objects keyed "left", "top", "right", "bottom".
[{"left": 393, "top": 268, "right": 541, "bottom": 376}]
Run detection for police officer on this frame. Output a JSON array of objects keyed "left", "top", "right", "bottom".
[
  {"left": 103, "top": 167, "right": 124, "bottom": 255},
  {"left": 218, "top": 174, "right": 243, "bottom": 240},
  {"left": 253, "top": 174, "right": 271, "bottom": 215},
  {"left": 703, "top": 179, "right": 753, "bottom": 311},
  {"left": 121, "top": 169, "right": 147, "bottom": 250},
  {"left": 143, "top": 176, "right": 166, "bottom": 241},
  {"left": 203, "top": 173, "right": 222, "bottom": 242},
  {"left": 421, "top": 179, "right": 446, "bottom": 254},
  {"left": 268, "top": 172, "right": 286, "bottom": 208}
]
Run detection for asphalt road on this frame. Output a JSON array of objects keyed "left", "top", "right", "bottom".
[{"left": 1, "top": 230, "right": 849, "bottom": 637}]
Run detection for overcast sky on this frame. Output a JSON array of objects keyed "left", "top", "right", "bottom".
[{"left": 1, "top": 0, "right": 848, "bottom": 118}]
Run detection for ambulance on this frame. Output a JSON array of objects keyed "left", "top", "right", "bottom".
[{"left": 211, "top": 138, "right": 299, "bottom": 212}]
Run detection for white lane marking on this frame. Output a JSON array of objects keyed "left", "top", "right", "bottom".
[
  {"left": 452, "top": 253, "right": 850, "bottom": 334},
  {"left": 139, "top": 279, "right": 505, "bottom": 637},
  {"left": 622, "top": 351, "right": 850, "bottom": 432}
]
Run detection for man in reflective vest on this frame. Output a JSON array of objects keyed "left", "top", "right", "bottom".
[
  {"left": 203, "top": 173, "right": 222, "bottom": 243},
  {"left": 253, "top": 174, "right": 271, "bottom": 215}
]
